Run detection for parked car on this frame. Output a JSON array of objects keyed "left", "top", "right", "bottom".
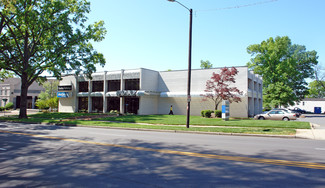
[
  {"left": 291, "top": 107, "right": 306, "bottom": 114},
  {"left": 274, "top": 108, "right": 301, "bottom": 117},
  {"left": 254, "top": 109, "right": 297, "bottom": 121}
]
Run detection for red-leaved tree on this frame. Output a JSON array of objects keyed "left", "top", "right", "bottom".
[{"left": 202, "top": 67, "right": 243, "bottom": 110}]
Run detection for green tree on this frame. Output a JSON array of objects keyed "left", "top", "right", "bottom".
[
  {"left": 247, "top": 36, "right": 318, "bottom": 107},
  {"left": 0, "top": 0, "right": 106, "bottom": 118},
  {"left": 0, "top": 70, "right": 13, "bottom": 81},
  {"left": 307, "top": 80, "right": 325, "bottom": 98},
  {"left": 200, "top": 60, "right": 213, "bottom": 69},
  {"left": 35, "top": 80, "right": 59, "bottom": 111},
  {"left": 314, "top": 64, "right": 325, "bottom": 91}
]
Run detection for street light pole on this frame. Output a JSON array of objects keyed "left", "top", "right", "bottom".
[{"left": 168, "top": 0, "right": 192, "bottom": 128}]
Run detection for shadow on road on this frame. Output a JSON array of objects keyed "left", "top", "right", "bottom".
[{"left": 0, "top": 124, "right": 325, "bottom": 187}]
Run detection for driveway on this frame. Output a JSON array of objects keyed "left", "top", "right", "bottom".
[{"left": 298, "top": 114, "right": 325, "bottom": 129}]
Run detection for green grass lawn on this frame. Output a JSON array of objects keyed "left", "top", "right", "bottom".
[
  {"left": 0, "top": 113, "right": 310, "bottom": 135},
  {"left": 95, "top": 115, "right": 310, "bottom": 129}
]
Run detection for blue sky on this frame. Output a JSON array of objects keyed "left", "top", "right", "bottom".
[{"left": 87, "top": 0, "right": 325, "bottom": 72}]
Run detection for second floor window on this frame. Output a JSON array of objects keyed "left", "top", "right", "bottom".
[
  {"left": 92, "top": 81, "right": 104, "bottom": 92},
  {"left": 79, "top": 81, "right": 89, "bottom": 92}
]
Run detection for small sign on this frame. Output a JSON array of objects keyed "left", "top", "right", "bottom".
[
  {"left": 57, "top": 92, "right": 71, "bottom": 98},
  {"left": 187, "top": 95, "right": 191, "bottom": 102},
  {"left": 58, "top": 85, "right": 72, "bottom": 91}
]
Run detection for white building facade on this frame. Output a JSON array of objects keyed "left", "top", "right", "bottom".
[
  {"left": 58, "top": 66, "right": 263, "bottom": 118},
  {"left": 289, "top": 98, "right": 325, "bottom": 114}
]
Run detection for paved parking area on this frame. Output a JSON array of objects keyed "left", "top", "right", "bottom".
[{"left": 298, "top": 114, "right": 325, "bottom": 128}]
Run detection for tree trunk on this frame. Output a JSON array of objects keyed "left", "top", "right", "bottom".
[
  {"left": 215, "top": 102, "right": 219, "bottom": 111},
  {"left": 19, "top": 74, "right": 29, "bottom": 119}
]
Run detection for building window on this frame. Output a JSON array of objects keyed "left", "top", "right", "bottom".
[
  {"left": 78, "top": 97, "right": 88, "bottom": 112},
  {"left": 108, "top": 80, "right": 120, "bottom": 91},
  {"left": 125, "top": 97, "right": 139, "bottom": 114},
  {"left": 92, "top": 81, "right": 103, "bottom": 92},
  {"left": 92, "top": 97, "right": 103, "bottom": 112},
  {"left": 125, "top": 79, "right": 139, "bottom": 90},
  {"left": 79, "top": 81, "right": 89, "bottom": 92},
  {"left": 107, "top": 97, "right": 120, "bottom": 112}
]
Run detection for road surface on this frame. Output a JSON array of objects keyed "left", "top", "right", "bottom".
[{"left": 1, "top": 122, "right": 325, "bottom": 187}]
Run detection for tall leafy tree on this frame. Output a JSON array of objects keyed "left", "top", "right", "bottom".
[
  {"left": 0, "top": 0, "right": 106, "bottom": 118},
  {"left": 307, "top": 80, "right": 325, "bottom": 98},
  {"left": 314, "top": 64, "right": 325, "bottom": 91},
  {"left": 202, "top": 67, "right": 243, "bottom": 110},
  {"left": 200, "top": 60, "right": 213, "bottom": 69},
  {"left": 247, "top": 36, "right": 318, "bottom": 107}
]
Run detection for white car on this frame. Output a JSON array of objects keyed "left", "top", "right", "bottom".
[{"left": 254, "top": 109, "right": 297, "bottom": 121}]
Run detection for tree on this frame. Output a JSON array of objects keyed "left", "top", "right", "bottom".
[
  {"left": 202, "top": 67, "right": 243, "bottom": 110},
  {"left": 247, "top": 36, "right": 318, "bottom": 107},
  {"left": 307, "top": 80, "right": 325, "bottom": 98},
  {"left": 0, "top": 0, "right": 106, "bottom": 118},
  {"left": 314, "top": 64, "right": 325, "bottom": 91},
  {"left": 36, "top": 80, "right": 59, "bottom": 111},
  {"left": 200, "top": 60, "right": 213, "bottom": 69}
]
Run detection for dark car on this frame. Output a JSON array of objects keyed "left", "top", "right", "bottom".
[
  {"left": 292, "top": 107, "right": 306, "bottom": 114},
  {"left": 290, "top": 107, "right": 306, "bottom": 117}
]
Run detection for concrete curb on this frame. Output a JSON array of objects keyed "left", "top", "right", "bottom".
[{"left": 57, "top": 124, "right": 299, "bottom": 139}]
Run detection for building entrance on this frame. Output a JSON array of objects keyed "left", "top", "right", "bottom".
[{"left": 125, "top": 97, "right": 139, "bottom": 114}]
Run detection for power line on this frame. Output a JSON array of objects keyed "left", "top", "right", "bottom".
[{"left": 196, "top": 0, "right": 278, "bottom": 13}]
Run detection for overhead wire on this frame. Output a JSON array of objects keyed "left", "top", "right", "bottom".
[{"left": 195, "top": 0, "right": 278, "bottom": 14}]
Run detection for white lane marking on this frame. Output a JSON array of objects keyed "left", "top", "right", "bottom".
[
  {"left": 0, "top": 148, "right": 7, "bottom": 151},
  {"left": 315, "top": 148, "right": 325, "bottom": 151}
]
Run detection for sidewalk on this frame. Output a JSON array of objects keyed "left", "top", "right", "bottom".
[
  {"left": 0, "top": 109, "right": 39, "bottom": 116},
  {"left": 296, "top": 117, "right": 325, "bottom": 140}
]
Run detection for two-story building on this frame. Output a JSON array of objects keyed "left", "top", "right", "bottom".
[
  {"left": 58, "top": 66, "right": 263, "bottom": 118},
  {"left": 0, "top": 78, "right": 45, "bottom": 109}
]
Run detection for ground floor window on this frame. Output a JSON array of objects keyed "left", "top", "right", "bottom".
[
  {"left": 15, "top": 96, "right": 34, "bottom": 109},
  {"left": 78, "top": 97, "right": 88, "bottom": 112},
  {"left": 92, "top": 97, "right": 103, "bottom": 113},
  {"left": 125, "top": 97, "right": 139, "bottom": 114},
  {"left": 107, "top": 97, "right": 120, "bottom": 112}
]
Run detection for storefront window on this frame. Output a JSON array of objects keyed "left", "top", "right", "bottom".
[{"left": 78, "top": 97, "right": 88, "bottom": 112}]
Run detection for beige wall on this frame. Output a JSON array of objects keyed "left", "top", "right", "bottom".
[{"left": 58, "top": 75, "right": 77, "bottom": 112}]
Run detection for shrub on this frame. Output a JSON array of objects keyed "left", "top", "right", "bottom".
[
  {"left": 201, "top": 110, "right": 205, "bottom": 117},
  {"left": 204, "top": 110, "right": 212, "bottom": 118},
  {"left": 4, "top": 102, "right": 14, "bottom": 110},
  {"left": 215, "top": 110, "right": 222, "bottom": 118},
  {"left": 0, "top": 107, "right": 3, "bottom": 111}
]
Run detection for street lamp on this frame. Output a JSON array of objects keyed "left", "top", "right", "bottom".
[{"left": 167, "top": 0, "right": 192, "bottom": 128}]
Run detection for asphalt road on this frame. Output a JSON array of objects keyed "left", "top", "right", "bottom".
[{"left": 1, "top": 122, "right": 325, "bottom": 187}]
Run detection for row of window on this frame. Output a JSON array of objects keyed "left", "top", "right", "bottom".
[
  {"left": 78, "top": 97, "right": 139, "bottom": 114},
  {"left": 0, "top": 89, "right": 9, "bottom": 96},
  {"left": 248, "top": 79, "right": 262, "bottom": 92},
  {"left": 78, "top": 79, "right": 140, "bottom": 92}
]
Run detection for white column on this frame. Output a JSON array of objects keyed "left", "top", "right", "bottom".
[
  {"left": 120, "top": 69, "right": 125, "bottom": 114},
  {"left": 88, "top": 80, "right": 92, "bottom": 113},
  {"left": 103, "top": 71, "right": 107, "bottom": 113},
  {"left": 74, "top": 74, "right": 79, "bottom": 113},
  {"left": 32, "top": 96, "right": 35, "bottom": 109}
]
